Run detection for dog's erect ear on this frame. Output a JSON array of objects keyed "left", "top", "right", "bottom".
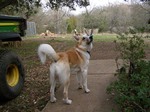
[
  {"left": 73, "top": 29, "right": 80, "bottom": 41},
  {"left": 84, "top": 28, "right": 89, "bottom": 36},
  {"left": 90, "top": 29, "right": 93, "bottom": 36},
  {"left": 89, "top": 29, "right": 93, "bottom": 42},
  {"left": 89, "top": 35, "right": 93, "bottom": 42}
]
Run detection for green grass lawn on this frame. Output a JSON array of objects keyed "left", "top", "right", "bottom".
[
  {"left": 93, "top": 34, "right": 117, "bottom": 42},
  {"left": 50, "top": 33, "right": 118, "bottom": 42}
]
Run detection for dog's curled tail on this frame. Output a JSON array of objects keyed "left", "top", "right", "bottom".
[{"left": 38, "top": 44, "right": 59, "bottom": 64}]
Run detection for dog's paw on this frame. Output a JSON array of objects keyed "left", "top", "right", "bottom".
[
  {"left": 63, "top": 99, "right": 72, "bottom": 105},
  {"left": 50, "top": 97, "right": 57, "bottom": 103},
  {"left": 85, "top": 89, "right": 90, "bottom": 93}
]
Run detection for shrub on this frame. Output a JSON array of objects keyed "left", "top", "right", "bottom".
[{"left": 107, "top": 29, "right": 150, "bottom": 112}]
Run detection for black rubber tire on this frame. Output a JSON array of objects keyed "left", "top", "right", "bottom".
[{"left": 0, "top": 50, "right": 25, "bottom": 101}]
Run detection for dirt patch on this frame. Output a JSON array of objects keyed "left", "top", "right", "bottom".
[
  {"left": 0, "top": 38, "right": 149, "bottom": 112},
  {"left": 91, "top": 42, "right": 119, "bottom": 60}
]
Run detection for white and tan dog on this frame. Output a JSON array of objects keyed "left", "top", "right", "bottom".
[{"left": 38, "top": 29, "right": 93, "bottom": 104}]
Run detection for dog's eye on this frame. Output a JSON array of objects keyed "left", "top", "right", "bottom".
[{"left": 82, "top": 37, "right": 85, "bottom": 40}]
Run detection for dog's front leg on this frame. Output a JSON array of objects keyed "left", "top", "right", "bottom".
[
  {"left": 76, "top": 72, "right": 83, "bottom": 89},
  {"left": 82, "top": 69, "right": 90, "bottom": 93}
]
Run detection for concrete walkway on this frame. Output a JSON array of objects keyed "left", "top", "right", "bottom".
[{"left": 42, "top": 59, "right": 121, "bottom": 112}]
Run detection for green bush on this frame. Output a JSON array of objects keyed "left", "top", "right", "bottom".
[
  {"left": 107, "top": 60, "right": 150, "bottom": 112},
  {"left": 107, "top": 29, "right": 150, "bottom": 112}
]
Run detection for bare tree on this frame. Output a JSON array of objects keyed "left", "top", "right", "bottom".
[{"left": 29, "top": 8, "right": 68, "bottom": 34}]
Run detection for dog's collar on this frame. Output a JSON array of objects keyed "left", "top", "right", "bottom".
[{"left": 76, "top": 47, "right": 91, "bottom": 59}]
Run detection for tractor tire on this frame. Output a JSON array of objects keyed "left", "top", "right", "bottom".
[{"left": 0, "top": 50, "right": 25, "bottom": 101}]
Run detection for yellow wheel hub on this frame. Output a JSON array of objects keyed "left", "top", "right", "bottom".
[{"left": 6, "top": 64, "right": 19, "bottom": 87}]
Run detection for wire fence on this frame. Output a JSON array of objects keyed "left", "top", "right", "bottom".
[{"left": 26, "top": 21, "right": 36, "bottom": 36}]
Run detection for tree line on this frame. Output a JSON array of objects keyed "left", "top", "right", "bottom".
[{"left": 29, "top": 3, "right": 149, "bottom": 34}]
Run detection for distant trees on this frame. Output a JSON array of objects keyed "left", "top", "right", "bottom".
[
  {"left": 75, "top": 5, "right": 130, "bottom": 33},
  {"left": 130, "top": 4, "right": 150, "bottom": 32},
  {"left": 124, "top": 0, "right": 150, "bottom": 25},
  {"left": 66, "top": 16, "right": 77, "bottom": 33},
  {"left": 31, "top": 2, "right": 150, "bottom": 34},
  {"left": 75, "top": 2, "right": 149, "bottom": 33},
  {"left": 124, "top": 0, "right": 150, "bottom": 31},
  {"left": 29, "top": 9, "right": 68, "bottom": 34}
]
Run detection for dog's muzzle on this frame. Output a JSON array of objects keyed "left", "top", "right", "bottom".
[{"left": 87, "top": 35, "right": 93, "bottom": 44}]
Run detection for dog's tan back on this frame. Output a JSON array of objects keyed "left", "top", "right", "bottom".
[{"left": 63, "top": 48, "right": 83, "bottom": 66}]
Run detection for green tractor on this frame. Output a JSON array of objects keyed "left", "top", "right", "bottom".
[{"left": 0, "top": 15, "right": 26, "bottom": 101}]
